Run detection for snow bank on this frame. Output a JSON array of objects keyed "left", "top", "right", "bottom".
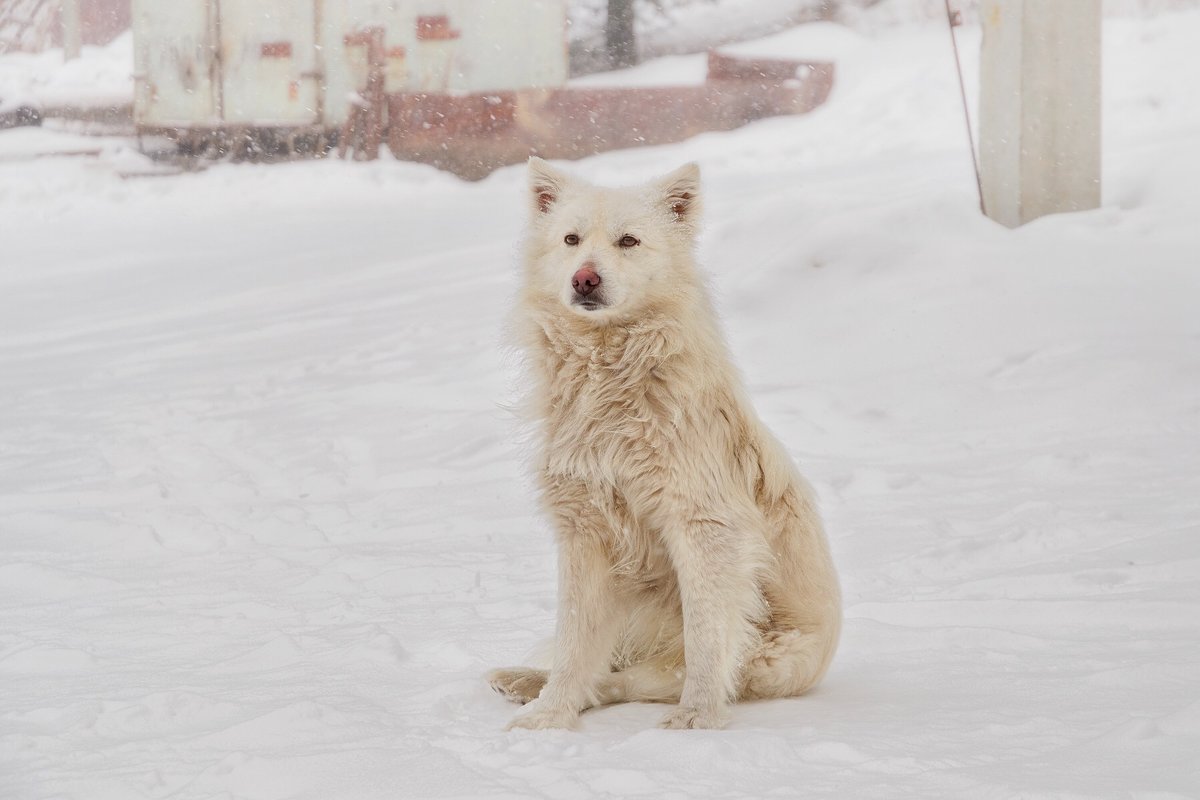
[{"left": 0, "top": 31, "right": 133, "bottom": 112}]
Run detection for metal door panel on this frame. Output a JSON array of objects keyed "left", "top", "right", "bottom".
[
  {"left": 132, "top": 0, "right": 217, "bottom": 126},
  {"left": 218, "top": 0, "right": 319, "bottom": 125}
]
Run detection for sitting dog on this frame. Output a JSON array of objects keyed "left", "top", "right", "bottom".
[{"left": 488, "top": 158, "right": 841, "bottom": 730}]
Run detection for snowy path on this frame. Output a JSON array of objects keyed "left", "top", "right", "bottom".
[{"left": 2, "top": 12, "right": 1199, "bottom": 800}]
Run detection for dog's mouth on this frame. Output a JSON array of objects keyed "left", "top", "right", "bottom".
[{"left": 570, "top": 297, "right": 607, "bottom": 312}]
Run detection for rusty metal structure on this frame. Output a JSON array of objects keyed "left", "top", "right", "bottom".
[
  {"left": 128, "top": 0, "right": 834, "bottom": 176},
  {"left": 389, "top": 54, "right": 834, "bottom": 178},
  {"left": 132, "top": 1, "right": 566, "bottom": 135}
]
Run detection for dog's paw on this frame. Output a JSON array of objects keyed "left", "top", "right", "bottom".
[
  {"left": 486, "top": 667, "right": 549, "bottom": 705},
  {"left": 658, "top": 705, "right": 728, "bottom": 730},
  {"left": 505, "top": 699, "right": 578, "bottom": 731}
]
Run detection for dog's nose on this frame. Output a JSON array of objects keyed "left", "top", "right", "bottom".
[{"left": 572, "top": 267, "right": 601, "bottom": 297}]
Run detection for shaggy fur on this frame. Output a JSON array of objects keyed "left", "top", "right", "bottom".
[{"left": 487, "top": 158, "right": 841, "bottom": 730}]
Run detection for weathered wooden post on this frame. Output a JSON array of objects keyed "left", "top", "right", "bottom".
[{"left": 979, "top": 0, "right": 1102, "bottom": 227}]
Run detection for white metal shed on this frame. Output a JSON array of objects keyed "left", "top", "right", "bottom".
[{"left": 132, "top": 0, "right": 568, "bottom": 130}]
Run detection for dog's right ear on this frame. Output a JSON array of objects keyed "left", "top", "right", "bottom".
[{"left": 528, "top": 157, "right": 569, "bottom": 215}]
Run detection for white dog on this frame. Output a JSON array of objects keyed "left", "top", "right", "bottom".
[{"left": 488, "top": 158, "right": 841, "bottom": 730}]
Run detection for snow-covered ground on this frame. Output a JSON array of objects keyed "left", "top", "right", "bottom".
[{"left": 2, "top": 9, "right": 1200, "bottom": 800}]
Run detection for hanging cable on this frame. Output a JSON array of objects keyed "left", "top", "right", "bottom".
[{"left": 944, "top": 0, "right": 985, "bottom": 215}]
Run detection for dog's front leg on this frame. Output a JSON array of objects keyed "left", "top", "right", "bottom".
[
  {"left": 660, "top": 515, "right": 763, "bottom": 730},
  {"left": 507, "top": 506, "right": 622, "bottom": 730}
]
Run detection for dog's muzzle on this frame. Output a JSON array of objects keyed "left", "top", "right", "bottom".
[{"left": 570, "top": 266, "right": 606, "bottom": 310}]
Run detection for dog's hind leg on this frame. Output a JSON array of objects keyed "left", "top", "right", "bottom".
[
  {"left": 486, "top": 667, "right": 548, "bottom": 705},
  {"left": 742, "top": 483, "right": 841, "bottom": 700},
  {"left": 595, "top": 660, "right": 685, "bottom": 705},
  {"left": 740, "top": 627, "right": 839, "bottom": 700},
  {"left": 491, "top": 662, "right": 683, "bottom": 710}
]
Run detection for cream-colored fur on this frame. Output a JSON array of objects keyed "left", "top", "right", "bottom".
[{"left": 488, "top": 158, "right": 841, "bottom": 730}]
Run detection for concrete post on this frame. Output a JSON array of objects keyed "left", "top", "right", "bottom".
[
  {"left": 979, "top": 0, "right": 1102, "bottom": 227},
  {"left": 61, "top": 0, "right": 82, "bottom": 61}
]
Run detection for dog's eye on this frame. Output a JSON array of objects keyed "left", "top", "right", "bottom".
[
  {"left": 564, "top": 234, "right": 580, "bottom": 246},
  {"left": 619, "top": 235, "right": 640, "bottom": 248}
]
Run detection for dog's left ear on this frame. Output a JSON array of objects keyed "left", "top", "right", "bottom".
[
  {"left": 528, "top": 157, "right": 570, "bottom": 215},
  {"left": 657, "top": 162, "right": 701, "bottom": 226}
]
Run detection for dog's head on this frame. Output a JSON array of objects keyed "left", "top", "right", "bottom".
[{"left": 522, "top": 158, "right": 702, "bottom": 322}]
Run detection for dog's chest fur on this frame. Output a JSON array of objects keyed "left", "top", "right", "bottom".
[
  {"left": 532, "top": 315, "right": 694, "bottom": 592},
  {"left": 536, "top": 315, "right": 684, "bottom": 490}
]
